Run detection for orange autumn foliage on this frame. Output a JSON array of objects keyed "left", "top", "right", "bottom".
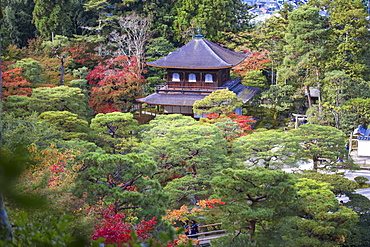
[{"left": 2, "top": 68, "right": 32, "bottom": 100}]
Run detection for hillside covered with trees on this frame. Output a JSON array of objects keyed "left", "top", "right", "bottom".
[{"left": 1, "top": 0, "right": 370, "bottom": 246}]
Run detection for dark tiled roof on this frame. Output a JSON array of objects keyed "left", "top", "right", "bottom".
[
  {"left": 147, "top": 37, "right": 247, "bottom": 69},
  {"left": 136, "top": 93, "right": 207, "bottom": 106},
  {"left": 229, "top": 83, "right": 260, "bottom": 103},
  {"left": 136, "top": 85, "right": 259, "bottom": 106}
]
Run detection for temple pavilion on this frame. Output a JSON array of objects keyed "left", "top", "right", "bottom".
[{"left": 136, "top": 33, "right": 259, "bottom": 117}]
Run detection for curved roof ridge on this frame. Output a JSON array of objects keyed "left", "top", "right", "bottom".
[
  {"left": 201, "top": 38, "right": 231, "bottom": 66},
  {"left": 203, "top": 39, "right": 247, "bottom": 65},
  {"left": 147, "top": 37, "right": 247, "bottom": 69}
]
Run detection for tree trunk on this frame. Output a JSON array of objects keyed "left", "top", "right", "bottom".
[
  {"left": 306, "top": 85, "right": 312, "bottom": 108},
  {"left": 313, "top": 156, "right": 318, "bottom": 170},
  {"left": 249, "top": 219, "right": 256, "bottom": 242}
]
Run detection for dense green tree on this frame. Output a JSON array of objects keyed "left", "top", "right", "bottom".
[
  {"left": 290, "top": 124, "right": 355, "bottom": 170},
  {"left": 137, "top": 114, "right": 229, "bottom": 193},
  {"left": 32, "top": 0, "right": 73, "bottom": 39},
  {"left": 73, "top": 152, "right": 169, "bottom": 223},
  {"left": 172, "top": 0, "right": 250, "bottom": 44},
  {"left": 144, "top": 37, "right": 176, "bottom": 95},
  {"left": 2, "top": 0, "right": 36, "bottom": 48},
  {"left": 281, "top": 5, "right": 328, "bottom": 107},
  {"left": 78, "top": 0, "right": 116, "bottom": 57},
  {"left": 10, "top": 58, "right": 44, "bottom": 85},
  {"left": 260, "top": 83, "right": 296, "bottom": 127},
  {"left": 3, "top": 95, "right": 31, "bottom": 117},
  {"left": 141, "top": 0, "right": 176, "bottom": 42},
  {"left": 297, "top": 172, "right": 358, "bottom": 196},
  {"left": 325, "top": 0, "right": 370, "bottom": 78},
  {"left": 39, "top": 111, "right": 89, "bottom": 140},
  {"left": 90, "top": 112, "right": 138, "bottom": 154},
  {"left": 254, "top": 3, "right": 292, "bottom": 85},
  {"left": 28, "top": 86, "right": 91, "bottom": 120},
  {"left": 193, "top": 89, "right": 243, "bottom": 117},
  {"left": 1, "top": 113, "right": 63, "bottom": 151},
  {"left": 211, "top": 167, "right": 297, "bottom": 242},
  {"left": 341, "top": 98, "right": 370, "bottom": 128},
  {"left": 277, "top": 178, "right": 358, "bottom": 247},
  {"left": 343, "top": 192, "right": 370, "bottom": 247},
  {"left": 231, "top": 129, "right": 305, "bottom": 169},
  {"left": 322, "top": 70, "right": 351, "bottom": 108}
]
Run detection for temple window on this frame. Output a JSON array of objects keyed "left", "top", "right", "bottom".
[
  {"left": 172, "top": 73, "right": 180, "bottom": 81},
  {"left": 205, "top": 74, "right": 213, "bottom": 82},
  {"left": 189, "top": 73, "right": 196, "bottom": 82}
]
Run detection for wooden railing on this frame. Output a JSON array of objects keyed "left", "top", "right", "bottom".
[
  {"left": 156, "top": 84, "right": 227, "bottom": 94},
  {"left": 187, "top": 223, "right": 227, "bottom": 246}
]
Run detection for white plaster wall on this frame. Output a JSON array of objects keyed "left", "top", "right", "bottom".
[{"left": 358, "top": 140, "right": 370, "bottom": 156}]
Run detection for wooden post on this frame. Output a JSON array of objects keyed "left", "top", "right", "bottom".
[
  {"left": 349, "top": 132, "right": 353, "bottom": 156},
  {"left": 295, "top": 115, "right": 298, "bottom": 129}
]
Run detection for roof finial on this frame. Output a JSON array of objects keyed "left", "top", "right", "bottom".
[{"left": 195, "top": 28, "right": 203, "bottom": 38}]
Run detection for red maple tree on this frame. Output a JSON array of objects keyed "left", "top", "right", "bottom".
[
  {"left": 91, "top": 205, "right": 183, "bottom": 247},
  {"left": 2, "top": 68, "right": 32, "bottom": 100},
  {"left": 88, "top": 55, "right": 146, "bottom": 113},
  {"left": 202, "top": 113, "right": 256, "bottom": 144},
  {"left": 63, "top": 41, "right": 103, "bottom": 70},
  {"left": 232, "top": 49, "right": 270, "bottom": 76}
]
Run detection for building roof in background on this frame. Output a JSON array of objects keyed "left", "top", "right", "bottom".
[
  {"left": 136, "top": 93, "right": 206, "bottom": 106},
  {"left": 147, "top": 36, "right": 248, "bottom": 69},
  {"left": 136, "top": 84, "right": 259, "bottom": 106}
]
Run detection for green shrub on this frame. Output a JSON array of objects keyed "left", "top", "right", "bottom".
[{"left": 354, "top": 176, "right": 369, "bottom": 185}]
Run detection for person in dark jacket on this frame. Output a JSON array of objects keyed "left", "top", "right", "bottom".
[{"left": 190, "top": 220, "right": 199, "bottom": 237}]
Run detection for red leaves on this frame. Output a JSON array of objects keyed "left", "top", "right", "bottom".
[
  {"left": 204, "top": 112, "right": 256, "bottom": 138},
  {"left": 92, "top": 205, "right": 158, "bottom": 246},
  {"left": 88, "top": 55, "right": 146, "bottom": 113},
  {"left": 2, "top": 68, "right": 32, "bottom": 99},
  {"left": 233, "top": 49, "right": 271, "bottom": 76},
  {"left": 204, "top": 199, "right": 226, "bottom": 209},
  {"left": 197, "top": 199, "right": 226, "bottom": 209}
]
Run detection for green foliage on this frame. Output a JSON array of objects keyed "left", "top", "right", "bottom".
[
  {"left": 260, "top": 83, "right": 296, "bottom": 127},
  {"left": 42, "top": 35, "right": 71, "bottom": 52},
  {"left": 297, "top": 172, "right": 358, "bottom": 196},
  {"left": 342, "top": 193, "right": 370, "bottom": 247},
  {"left": 39, "top": 111, "right": 89, "bottom": 140},
  {"left": 193, "top": 89, "right": 243, "bottom": 116},
  {"left": 281, "top": 5, "right": 328, "bottom": 107},
  {"left": 241, "top": 70, "right": 267, "bottom": 88},
  {"left": 3, "top": 96, "right": 31, "bottom": 118},
  {"left": 90, "top": 112, "right": 139, "bottom": 153},
  {"left": 8, "top": 212, "right": 75, "bottom": 247},
  {"left": 211, "top": 234, "right": 256, "bottom": 247},
  {"left": 32, "top": 0, "right": 73, "bottom": 39},
  {"left": 1, "top": 0, "right": 36, "bottom": 48},
  {"left": 1, "top": 113, "right": 63, "bottom": 151},
  {"left": 28, "top": 86, "right": 91, "bottom": 120},
  {"left": 144, "top": 37, "right": 176, "bottom": 95},
  {"left": 172, "top": 0, "right": 251, "bottom": 44},
  {"left": 324, "top": 0, "right": 370, "bottom": 78},
  {"left": 306, "top": 104, "right": 335, "bottom": 127},
  {"left": 11, "top": 58, "right": 44, "bottom": 85},
  {"left": 73, "top": 152, "right": 169, "bottom": 223},
  {"left": 290, "top": 124, "right": 355, "bottom": 170},
  {"left": 342, "top": 98, "right": 370, "bottom": 128},
  {"left": 164, "top": 175, "right": 214, "bottom": 209},
  {"left": 281, "top": 178, "right": 358, "bottom": 247},
  {"left": 232, "top": 129, "right": 305, "bottom": 169},
  {"left": 211, "top": 167, "right": 297, "bottom": 242},
  {"left": 138, "top": 114, "right": 229, "bottom": 184},
  {"left": 354, "top": 176, "right": 369, "bottom": 186},
  {"left": 322, "top": 70, "right": 351, "bottom": 107}
]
